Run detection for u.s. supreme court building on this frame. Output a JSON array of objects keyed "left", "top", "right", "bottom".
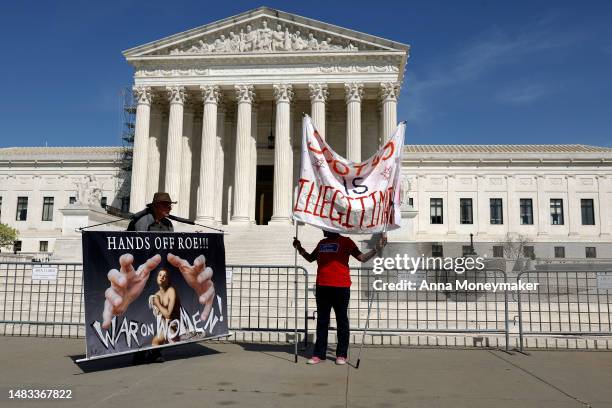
[{"left": 1, "top": 7, "right": 611, "bottom": 264}]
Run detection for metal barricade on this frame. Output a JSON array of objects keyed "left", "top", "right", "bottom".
[
  {"left": 516, "top": 269, "right": 612, "bottom": 350},
  {"left": 225, "top": 265, "right": 309, "bottom": 346},
  {"left": 314, "top": 267, "right": 511, "bottom": 349},
  {"left": 0, "top": 262, "right": 84, "bottom": 337},
  {"left": 0, "top": 262, "right": 310, "bottom": 343}
]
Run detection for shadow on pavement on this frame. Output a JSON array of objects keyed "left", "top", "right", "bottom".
[
  {"left": 70, "top": 342, "right": 222, "bottom": 373},
  {"left": 234, "top": 341, "right": 311, "bottom": 362}
]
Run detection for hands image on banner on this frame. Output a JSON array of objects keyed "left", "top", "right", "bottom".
[{"left": 102, "top": 253, "right": 216, "bottom": 329}]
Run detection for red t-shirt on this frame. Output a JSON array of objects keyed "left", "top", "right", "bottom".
[{"left": 315, "top": 236, "right": 358, "bottom": 287}]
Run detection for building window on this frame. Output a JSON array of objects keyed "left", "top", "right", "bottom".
[
  {"left": 554, "top": 246, "right": 566, "bottom": 258},
  {"left": 581, "top": 199, "right": 595, "bottom": 225},
  {"left": 462, "top": 245, "right": 473, "bottom": 256},
  {"left": 42, "top": 197, "right": 54, "bottom": 221},
  {"left": 459, "top": 198, "right": 473, "bottom": 224},
  {"left": 101, "top": 196, "right": 107, "bottom": 208},
  {"left": 490, "top": 198, "right": 503, "bottom": 225},
  {"left": 13, "top": 241, "right": 22, "bottom": 253},
  {"left": 39, "top": 241, "right": 49, "bottom": 252},
  {"left": 550, "top": 199, "right": 564, "bottom": 225},
  {"left": 69, "top": 196, "right": 76, "bottom": 205},
  {"left": 523, "top": 246, "right": 535, "bottom": 260},
  {"left": 493, "top": 246, "right": 504, "bottom": 258},
  {"left": 431, "top": 244, "right": 444, "bottom": 258},
  {"left": 16, "top": 197, "right": 28, "bottom": 221},
  {"left": 585, "top": 247, "right": 597, "bottom": 258},
  {"left": 519, "top": 199, "right": 533, "bottom": 225},
  {"left": 430, "top": 198, "right": 443, "bottom": 224},
  {"left": 408, "top": 197, "right": 413, "bottom": 207}
]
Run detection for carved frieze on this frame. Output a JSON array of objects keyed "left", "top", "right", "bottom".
[{"left": 167, "top": 19, "right": 361, "bottom": 55}]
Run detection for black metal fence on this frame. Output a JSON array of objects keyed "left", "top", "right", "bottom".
[
  {"left": 341, "top": 267, "right": 509, "bottom": 335},
  {"left": 517, "top": 269, "right": 612, "bottom": 350},
  {"left": 1, "top": 261, "right": 611, "bottom": 350},
  {"left": 0, "top": 262, "right": 84, "bottom": 337}
]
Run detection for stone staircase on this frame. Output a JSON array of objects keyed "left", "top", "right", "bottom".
[{"left": 220, "top": 223, "right": 375, "bottom": 272}]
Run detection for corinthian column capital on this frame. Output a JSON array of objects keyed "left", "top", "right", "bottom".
[
  {"left": 308, "top": 83, "right": 328, "bottom": 103},
  {"left": 133, "top": 86, "right": 152, "bottom": 105},
  {"left": 235, "top": 84, "right": 255, "bottom": 104},
  {"left": 166, "top": 85, "right": 187, "bottom": 104},
  {"left": 273, "top": 84, "right": 294, "bottom": 103},
  {"left": 200, "top": 85, "right": 222, "bottom": 105},
  {"left": 379, "top": 82, "right": 401, "bottom": 103},
  {"left": 344, "top": 82, "right": 363, "bottom": 103}
]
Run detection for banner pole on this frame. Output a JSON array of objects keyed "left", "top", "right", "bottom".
[
  {"left": 356, "top": 186, "right": 392, "bottom": 369},
  {"left": 294, "top": 221, "right": 299, "bottom": 363}
]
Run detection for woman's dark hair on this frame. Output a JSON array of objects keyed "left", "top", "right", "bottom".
[{"left": 322, "top": 230, "right": 340, "bottom": 239}]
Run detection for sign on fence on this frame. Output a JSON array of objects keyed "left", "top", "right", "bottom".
[
  {"left": 31, "top": 266, "right": 58, "bottom": 281},
  {"left": 82, "top": 231, "right": 229, "bottom": 359},
  {"left": 597, "top": 272, "right": 612, "bottom": 290}
]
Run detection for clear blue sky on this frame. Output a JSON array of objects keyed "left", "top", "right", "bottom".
[{"left": 0, "top": 0, "right": 611, "bottom": 148}]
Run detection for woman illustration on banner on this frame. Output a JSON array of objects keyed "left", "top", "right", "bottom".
[{"left": 149, "top": 269, "right": 181, "bottom": 347}]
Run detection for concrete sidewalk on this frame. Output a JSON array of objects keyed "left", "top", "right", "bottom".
[{"left": 0, "top": 337, "right": 611, "bottom": 408}]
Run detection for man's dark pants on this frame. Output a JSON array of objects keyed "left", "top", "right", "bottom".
[{"left": 313, "top": 285, "right": 350, "bottom": 359}]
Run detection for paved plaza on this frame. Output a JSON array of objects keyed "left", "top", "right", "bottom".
[{"left": 1, "top": 336, "right": 611, "bottom": 407}]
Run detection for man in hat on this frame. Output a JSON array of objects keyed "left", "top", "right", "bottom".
[
  {"left": 127, "top": 192, "right": 176, "bottom": 232},
  {"left": 126, "top": 192, "right": 175, "bottom": 363}
]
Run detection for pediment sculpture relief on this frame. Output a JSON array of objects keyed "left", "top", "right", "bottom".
[{"left": 168, "top": 20, "right": 360, "bottom": 55}]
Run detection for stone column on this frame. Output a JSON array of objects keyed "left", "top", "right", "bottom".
[
  {"left": 196, "top": 85, "right": 221, "bottom": 224},
  {"left": 179, "top": 102, "right": 195, "bottom": 218},
  {"left": 446, "top": 175, "right": 456, "bottom": 235},
  {"left": 537, "top": 175, "right": 549, "bottom": 236},
  {"left": 345, "top": 82, "right": 363, "bottom": 162},
  {"left": 164, "top": 86, "right": 186, "bottom": 204},
  {"left": 129, "top": 86, "right": 152, "bottom": 213},
  {"left": 566, "top": 175, "right": 578, "bottom": 236},
  {"left": 231, "top": 85, "right": 255, "bottom": 223},
  {"left": 146, "top": 99, "right": 164, "bottom": 202},
  {"left": 597, "top": 176, "right": 610, "bottom": 236},
  {"left": 379, "top": 82, "right": 400, "bottom": 145},
  {"left": 214, "top": 103, "right": 226, "bottom": 225},
  {"left": 249, "top": 101, "right": 258, "bottom": 223},
  {"left": 269, "top": 84, "right": 294, "bottom": 224},
  {"left": 308, "top": 83, "right": 328, "bottom": 138}
]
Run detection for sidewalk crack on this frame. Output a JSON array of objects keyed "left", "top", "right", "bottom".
[{"left": 486, "top": 350, "right": 592, "bottom": 408}]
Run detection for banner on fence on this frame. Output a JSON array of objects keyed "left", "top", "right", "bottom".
[
  {"left": 82, "top": 231, "right": 228, "bottom": 359},
  {"left": 293, "top": 115, "right": 405, "bottom": 233}
]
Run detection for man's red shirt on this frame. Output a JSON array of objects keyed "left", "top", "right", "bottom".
[{"left": 314, "top": 236, "right": 358, "bottom": 287}]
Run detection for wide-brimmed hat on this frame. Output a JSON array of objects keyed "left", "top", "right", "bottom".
[{"left": 149, "top": 192, "right": 177, "bottom": 205}]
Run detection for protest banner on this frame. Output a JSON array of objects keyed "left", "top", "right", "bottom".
[
  {"left": 81, "top": 231, "right": 228, "bottom": 360},
  {"left": 293, "top": 115, "right": 406, "bottom": 233}
]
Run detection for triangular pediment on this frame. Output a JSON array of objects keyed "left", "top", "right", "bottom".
[{"left": 123, "top": 7, "right": 409, "bottom": 58}]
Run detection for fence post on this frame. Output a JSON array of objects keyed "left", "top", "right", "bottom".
[
  {"left": 303, "top": 270, "right": 309, "bottom": 349},
  {"left": 516, "top": 271, "right": 525, "bottom": 351},
  {"left": 503, "top": 270, "right": 510, "bottom": 351}
]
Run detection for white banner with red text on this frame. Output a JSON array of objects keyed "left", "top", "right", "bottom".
[{"left": 292, "top": 115, "right": 406, "bottom": 234}]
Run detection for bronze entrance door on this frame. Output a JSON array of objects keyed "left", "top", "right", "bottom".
[{"left": 255, "top": 165, "right": 274, "bottom": 224}]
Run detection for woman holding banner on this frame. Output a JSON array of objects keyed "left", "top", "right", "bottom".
[{"left": 293, "top": 231, "right": 386, "bottom": 365}]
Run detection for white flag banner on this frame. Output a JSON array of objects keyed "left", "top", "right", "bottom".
[{"left": 293, "top": 115, "right": 406, "bottom": 234}]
